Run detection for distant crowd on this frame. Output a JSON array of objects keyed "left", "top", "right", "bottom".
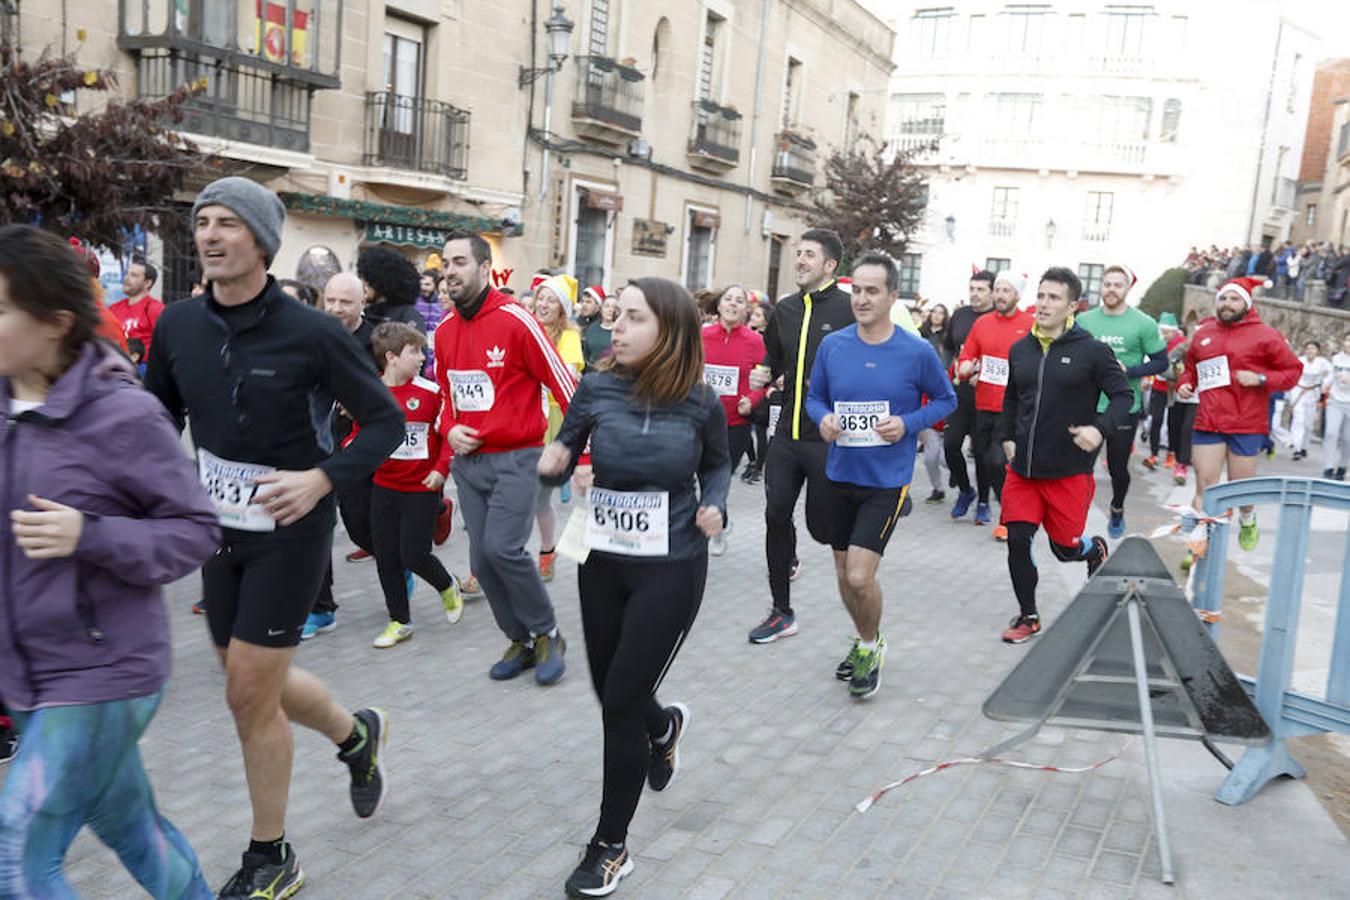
[{"left": 1184, "top": 241, "right": 1350, "bottom": 304}]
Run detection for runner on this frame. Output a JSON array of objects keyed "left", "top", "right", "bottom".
[
  {"left": 805, "top": 252, "right": 955, "bottom": 697},
  {"left": 358, "top": 245, "right": 424, "bottom": 328},
  {"left": 0, "top": 225, "right": 219, "bottom": 898},
  {"left": 956, "top": 270, "right": 1034, "bottom": 539},
  {"left": 537, "top": 276, "right": 728, "bottom": 898},
  {"left": 1324, "top": 333, "right": 1350, "bottom": 480},
  {"left": 747, "top": 228, "right": 855, "bottom": 643},
  {"left": 944, "top": 271, "right": 996, "bottom": 518},
  {"left": 1176, "top": 276, "right": 1302, "bottom": 551},
  {"left": 1143, "top": 312, "right": 1186, "bottom": 471},
  {"left": 1286, "top": 340, "right": 1332, "bottom": 461},
  {"left": 144, "top": 176, "right": 405, "bottom": 897},
  {"left": 434, "top": 229, "right": 578, "bottom": 684},
  {"left": 1076, "top": 264, "right": 1168, "bottom": 537},
  {"left": 532, "top": 274, "right": 586, "bottom": 582},
  {"left": 997, "top": 267, "right": 1133, "bottom": 643}
]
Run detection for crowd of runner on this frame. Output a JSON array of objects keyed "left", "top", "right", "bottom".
[{"left": 0, "top": 176, "right": 1336, "bottom": 898}]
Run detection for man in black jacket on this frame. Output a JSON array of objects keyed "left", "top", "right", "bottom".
[
  {"left": 942, "top": 270, "right": 995, "bottom": 517},
  {"left": 995, "top": 267, "right": 1132, "bottom": 644},
  {"left": 747, "top": 228, "right": 855, "bottom": 643}
]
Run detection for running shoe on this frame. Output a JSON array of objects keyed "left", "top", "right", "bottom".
[
  {"left": 440, "top": 579, "right": 464, "bottom": 624},
  {"left": 925, "top": 489, "right": 946, "bottom": 504},
  {"left": 1108, "top": 507, "right": 1125, "bottom": 539},
  {"left": 1086, "top": 536, "right": 1110, "bottom": 577},
  {"left": 789, "top": 557, "right": 802, "bottom": 581},
  {"left": 339, "top": 707, "right": 389, "bottom": 819},
  {"left": 835, "top": 637, "right": 862, "bottom": 681},
  {"left": 345, "top": 548, "right": 371, "bottom": 563},
  {"left": 647, "top": 702, "right": 690, "bottom": 791},
  {"left": 900, "top": 493, "right": 914, "bottom": 517},
  {"left": 1337, "top": 468, "right": 1347, "bottom": 482},
  {"left": 403, "top": 571, "right": 415, "bottom": 602},
  {"left": 748, "top": 610, "right": 798, "bottom": 644},
  {"left": 974, "top": 501, "right": 992, "bottom": 526},
  {"left": 561, "top": 482, "right": 573, "bottom": 504},
  {"left": 534, "top": 632, "right": 567, "bottom": 685},
  {"left": 1164, "top": 452, "right": 1176, "bottom": 468},
  {"left": 991, "top": 524, "right": 1008, "bottom": 542},
  {"left": 433, "top": 497, "right": 454, "bottom": 546},
  {"left": 565, "top": 842, "right": 633, "bottom": 898},
  {"left": 1180, "top": 550, "right": 1194, "bottom": 572},
  {"left": 1293, "top": 449, "right": 1307, "bottom": 461},
  {"left": 1238, "top": 519, "right": 1259, "bottom": 552},
  {"left": 740, "top": 464, "right": 762, "bottom": 485},
  {"left": 1001, "top": 614, "right": 1041, "bottom": 644},
  {"left": 709, "top": 533, "right": 727, "bottom": 556},
  {"left": 372, "top": 621, "right": 413, "bottom": 649},
  {"left": 1142, "top": 455, "right": 1158, "bottom": 470},
  {"left": 849, "top": 637, "right": 886, "bottom": 699},
  {"left": 539, "top": 550, "right": 557, "bottom": 583},
  {"left": 1325, "top": 468, "right": 1337, "bottom": 480},
  {"left": 1173, "top": 464, "right": 1189, "bottom": 485},
  {"left": 217, "top": 847, "right": 304, "bottom": 900},
  {"left": 0, "top": 728, "right": 16, "bottom": 765},
  {"left": 461, "top": 574, "right": 484, "bottom": 600},
  {"left": 489, "top": 640, "right": 535, "bottom": 680},
  {"left": 191, "top": 600, "right": 205, "bottom": 615},
  {"left": 301, "top": 611, "right": 336, "bottom": 641},
  {"left": 951, "top": 487, "right": 977, "bottom": 519}
]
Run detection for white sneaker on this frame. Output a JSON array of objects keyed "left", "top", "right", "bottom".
[
  {"left": 709, "top": 533, "right": 727, "bottom": 556},
  {"left": 372, "top": 621, "right": 413, "bottom": 648}
]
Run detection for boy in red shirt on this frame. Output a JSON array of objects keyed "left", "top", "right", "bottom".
[{"left": 360, "top": 322, "right": 463, "bottom": 648}]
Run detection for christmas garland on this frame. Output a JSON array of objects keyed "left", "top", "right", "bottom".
[{"left": 277, "top": 191, "right": 520, "bottom": 235}]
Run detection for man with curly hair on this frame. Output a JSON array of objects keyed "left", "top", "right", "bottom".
[{"left": 357, "top": 246, "right": 424, "bottom": 329}]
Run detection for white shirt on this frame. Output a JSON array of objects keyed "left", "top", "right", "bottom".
[
  {"left": 1330, "top": 352, "right": 1350, "bottom": 405},
  {"left": 1297, "top": 355, "right": 1332, "bottom": 390}
]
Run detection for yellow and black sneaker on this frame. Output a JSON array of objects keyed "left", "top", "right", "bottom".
[
  {"left": 338, "top": 707, "right": 389, "bottom": 819},
  {"left": 565, "top": 841, "right": 634, "bottom": 897},
  {"left": 217, "top": 846, "right": 304, "bottom": 899}
]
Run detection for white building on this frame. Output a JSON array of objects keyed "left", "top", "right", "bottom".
[{"left": 875, "top": 1, "right": 1319, "bottom": 306}]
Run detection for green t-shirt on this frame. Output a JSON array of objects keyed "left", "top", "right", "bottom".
[{"left": 1077, "top": 305, "right": 1166, "bottom": 413}]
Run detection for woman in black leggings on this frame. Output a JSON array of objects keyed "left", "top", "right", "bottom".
[{"left": 539, "top": 277, "right": 730, "bottom": 898}]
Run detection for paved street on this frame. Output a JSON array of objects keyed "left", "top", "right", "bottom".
[{"left": 8, "top": 455, "right": 1349, "bottom": 899}]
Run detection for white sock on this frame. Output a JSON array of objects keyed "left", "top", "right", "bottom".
[
  {"left": 859, "top": 638, "right": 878, "bottom": 653},
  {"left": 1239, "top": 510, "right": 1256, "bottom": 526}
]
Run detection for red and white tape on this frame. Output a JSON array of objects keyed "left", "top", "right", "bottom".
[{"left": 855, "top": 750, "right": 1121, "bottom": 813}]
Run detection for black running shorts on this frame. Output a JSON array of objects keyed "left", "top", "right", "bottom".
[
  {"left": 201, "top": 530, "right": 332, "bottom": 649},
  {"left": 827, "top": 482, "right": 909, "bottom": 554}
]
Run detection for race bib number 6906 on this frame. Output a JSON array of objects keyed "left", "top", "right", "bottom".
[{"left": 585, "top": 489, "right": 670, "bottom": 557}]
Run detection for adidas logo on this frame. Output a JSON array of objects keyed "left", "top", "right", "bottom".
[{"left": 486, "top": 345, "right": 506, "bottom": 367}]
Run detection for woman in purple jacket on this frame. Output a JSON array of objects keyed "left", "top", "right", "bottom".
[{"left": 0, "top": 226, "right": 222, "bottom": 898}]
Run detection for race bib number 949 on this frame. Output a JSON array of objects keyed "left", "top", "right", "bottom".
[
  {"left": 585, "top": 489, "right": 669, "bottom": 557},
  {"left": 198, "top": 449, "right": 276, "bottom": 532},
  {"left": 448, "top": 370, "right": 495, "bottom": 412},
  {"left": 1196, "top": 355, "right": 1231, "bottom": 392},
  {"left": 834, "top": 401, "right": 890, "bottom": 448}
]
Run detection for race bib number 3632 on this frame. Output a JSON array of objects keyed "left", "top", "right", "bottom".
[
  {"left": 448, "top": 370, "right": 495, "bottom": 412},
  {"left": 197, "top": 449, "right": 276, "bottom": 532},
  {"left": 1196, "top": 355, "right": 1231, "bottom": 392},
  {"left": 585, "top": 489, "right": 669, "bottom": 557},
  {"left": 834, "top": 401, "right": 890, "bottom": 448}
]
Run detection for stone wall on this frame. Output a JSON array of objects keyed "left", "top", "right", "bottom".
[{"left": 1182, "top": 283, "right": 1350, "bottom": 348}]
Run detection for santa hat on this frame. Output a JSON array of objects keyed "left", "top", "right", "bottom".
[
  {"left": 529, "top": 274, "right": 548, "bottom": 293},
  {"left": 67, "top": 237, "right": 100, "bottom": 277},
  {"left": 536, "top": 274, "right": 578, "bottom": 319},
  {"left": 1217, "top": 276, "right": 1268, "bottom": 309},
  {"left": 994, "top": 270, "right": 1026, "bottom": 296},
  {"left": 1106, "top": 264, "right": 1137, "bottom": 288},
  {"left": 582, "top": 284, "right": 605, "bottom": 306}
]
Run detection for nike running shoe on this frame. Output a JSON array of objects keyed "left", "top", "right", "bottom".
[
  {"left": 748, "top": 610, "right": 798, "bottom": 644},
  {"left": 433, "top": 497, "right": 454, "bottom": 546},
  {"left": 461, "top": 574, "right": 484, "bottom": 600},
  {"left": 539, "top": 550, "right": 557, "bottom": 583},
  {"left": 849, "top": 637, "right": 886, "bottom": 699},
  {"left": 647, "top": 702, "right": 690, "bottom": 791},
  {"left": 534, "top": 632, "right": 567, "bottom": 686},
  {"left": 1108, "top": 507, "right": 1125, "bottom": 539},
  {"left": 339, "top": 707, "right": 389, "bottom": 819},
  {"left": 1086, "top": 536, "right": 1110, "bottom": 578},
  {"left": 740, "top": 463, "right": 762, "bottom": 485},
  {"left": 345, "top": 548, "right": 371, "bottom": 563},
  {"left": 974, "top": 501, "right": 992, "bottom": 526},
  {"left": 951, "top": 487, "right": 976, "bottom": 519},
  {"left": 1001, "top": 614, "right": 1041, "bottom": 644},
  {"left": 191, "top": 601, "right": 205, "bottom": 615},
  {"left": 372, "top": 621, "right": 412, "bottom": 649},
  {"left": 440, "top": 579, "right": 464, "bottom": 624},
  {"left": 1173, "top": 464, "right": 1189, "bottom": 485},
  {"left": 489, "top": 640, "right": 535, "bottom": 680},
  {"left": 565, "top": 842, "right": 633, "bottom": 898},
  {"left": 925, "top": 489, "right": 946, "bottom": 504},
  {"left": 301, "top": 611, "right": 336, "bottom": 641},
  {"left": 1142, "top": 455, "right": 1158, "bottom": 470},
  {"left": 1238, "top": 519, "right": 1259, "bottom": 552},
  {"left": 217, "top": 847, "right": 304, "bottom": 900},
  {"left": 835, "top": 637, "right": 862, "bottom": 681}
]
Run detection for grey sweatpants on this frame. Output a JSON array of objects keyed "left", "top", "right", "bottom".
[{"left": 452, "top": 446, "right": 557, "bottom": 642}]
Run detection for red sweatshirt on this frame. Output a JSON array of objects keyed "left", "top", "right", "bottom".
[
  {"left": 108, "top": 296, "right": 165, "bottom": 350},
  {"left": 345, "top": 376, "right": 452, "bottom": 492},
  {"left": 701, "top": 322, "right": 766, "bottom": 427},
  {"left": 1178, "top": 306, "right": 1302, "bottom": 435},
  {"left": 957, "top": 308, "right": 1035, "bottom": 412},
  {"left": 434, "top": 287, "right": 578, "bottom": 453}
]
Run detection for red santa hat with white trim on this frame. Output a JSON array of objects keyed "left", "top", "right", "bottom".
[
  {"left": 582, "top": 284, "right": 605, "bottom": 306},
  {"left": 1217, "top": 276, "right": 1269, "bottom": 309},
  {"left": 1106, "top": 264, "right": 1137, "bottom": 288}
]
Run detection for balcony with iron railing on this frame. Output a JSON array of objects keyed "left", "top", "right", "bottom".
[
  {"left": 363, "top": 92, "right": 470, "bottom": 181},
  {"left": 1083, "top": 223, "right": 1111, "bottom": 243},
  {"left": 687, "top": 100, "right": 741, "bottom": 174},
  {"left": 571, "top": 56, "right": 645, "bottom": 145},
  {"left": 771, "top": 130, "right": 817, "bottom": 195},
  {"left": 988, "top": 219, "right": 1016, "bottom": 238}
]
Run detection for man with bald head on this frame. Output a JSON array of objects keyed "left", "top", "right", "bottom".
[{"left": 324, "top": 271, "right": 378, "bottom": 366}]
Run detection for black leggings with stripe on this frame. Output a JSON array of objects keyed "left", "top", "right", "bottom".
[{"left": 578, "top": 551, "right": 707, "bottom": 844}]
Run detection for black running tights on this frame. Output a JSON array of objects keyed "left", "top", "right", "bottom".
[
  {"left": 1105, "top": 412, "right": 1139, "bottom": 511},
  {"left": 1006, "top": 522, "right": 1094, "bottom": 618},
  {"left": 370, "top": 485, "right": 453, "bottom": 623},
  {"left": 578, "top": 552, "right": 706, "bottom": 845},
  {"left": 1168, "top": 403, "right": 1198, "bottom": 467},
  {"left": 1147, "top": 391, "right": 1169, "bottom": 456},
  {"left": 726, "top": 423, "right": 753, "bottom": 474}
]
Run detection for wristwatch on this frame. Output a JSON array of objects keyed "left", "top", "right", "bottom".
[{"left": 1258, "top": 373, "right": 1268, "bottom": 386}]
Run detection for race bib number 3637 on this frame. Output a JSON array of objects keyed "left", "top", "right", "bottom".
[
  {"left": 197, "top": 449, "right": 276, "bottom": 532},
  {"left": 585, "top": 489, "right": 669, "bottom": 557},
  {"left": 834, "top": 401, "right": 890, "bottom": 448}
]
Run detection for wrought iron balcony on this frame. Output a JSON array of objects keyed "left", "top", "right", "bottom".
[
  {"left": 771, "top": 130, "right": 817, "bottom": 194},
  {"left": 988, "top": 219, "right": 1016, "bottom": 238},
  {"left": 364, "top": 92, "right": 470, "bottom": 180},
  {"left": 687, "top": 100, "right": 741, "bottom": 174},
  {"left": 571, "top": 55, "right": 644, "bottom": 145}
]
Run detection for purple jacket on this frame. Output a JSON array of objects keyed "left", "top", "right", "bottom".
[{"left": 0, "top": 343, "right": 220, "bottom": 710}]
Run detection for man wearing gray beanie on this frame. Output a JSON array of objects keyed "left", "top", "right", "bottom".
[{"left": 145, "top": 177, "right": 406, "bottom": 898}]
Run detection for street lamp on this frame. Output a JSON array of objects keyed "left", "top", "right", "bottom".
[
  {"left": 519, "top": 4, "right": 574, "bottom": 87},
  {"left": 1045, "top": 218, "right": 1057, "bottom": 248},
  {"left": 945, "top": 213, "right": 956, "bottom": 242}
]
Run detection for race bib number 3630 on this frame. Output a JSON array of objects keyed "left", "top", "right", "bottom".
[
  {"left": 1196, "top": 355, "right": 1231, "bottom": 392},
  {"left": 585, "top": 489, "right": 669, "bottom": 557},
  {"left": 834, "top": 401, "right": 890, "bottom": 448},
  {"left": 448, "top": 370, "right": 495, "bottom": 412},
  {"left": 197, "top": 449, "right": 276, "bottom": 532}
]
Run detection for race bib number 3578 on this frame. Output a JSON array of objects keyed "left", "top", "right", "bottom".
[
  {"left": 585, "top": 489, "right": 670, "bottom": 557},
  {"left": 197, "top": 449, "right": 276, "bottom": 532}
]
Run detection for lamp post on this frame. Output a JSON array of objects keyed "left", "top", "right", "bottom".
[
  {"left": 518, "top": 4, "right": 573, "bottom": 202},
  {"left": 1045, "top": 218, "right": 1057, "bottom": 249},
  {"left": 945, "top": 213, "right": 956, "bottom": 243}
]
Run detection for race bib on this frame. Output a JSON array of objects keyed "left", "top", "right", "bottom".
[
  {"left": 980, "top": 356, "right": 1010, "bottom": 387},
  {"left": 767, "top": 405, "right": 782, "bottom": 439},
  {"left": 585, "top": 488, "right": 669, "bottom": 557},
  {"left": 391, "top": 422, "right": 429, "bottom": 460},
  {"left": 197, "top": 449, "right": 276, "bottom": 532},
  {"left": 448, "top": 370, "right": 495, "bottom": 412},
  {"left": 703, "top": 363, "right": 739, "bottom": 397},
  {"left": 835, "top": 401, "right": 890, "bottom": 448},
  {"left": 1196, "top": 355, "right": 1231, "bottom": 392}
]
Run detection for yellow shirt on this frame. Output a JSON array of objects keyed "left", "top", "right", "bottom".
[{"left": 544, "top": 328, "right": 585, "bottom": 441}]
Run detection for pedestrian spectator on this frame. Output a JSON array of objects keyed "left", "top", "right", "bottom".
[
  {"left": 583, "top": 290, "right": 618, "bottom": 370},
  {"left": 414, "top": 269, "right": 445, "bottom": 334},
  {"left": 577, "top": 284, "right": 604, "bottom": 332},
  {"left": 107, "top": 256, "right": 165, "bottom": 353},
  {"left": 358, "top": 246, "right": 424, "bottom": 328},
  {"left": 921, "top": 303, "right": 952, "bottom": 367}
]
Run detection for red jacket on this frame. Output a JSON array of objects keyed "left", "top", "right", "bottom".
[
  {"left": 347, "top": 376, "right": 451, "bottom": 492},
  {"left": 108, "top": 296, "right": 165, "bottom": 350},
  {"left": 1179, "top": 307, "right": 1302, "bottom": 434},
  {"left": 956, "top": 308, "right": 1035, "bottom": 412},
  {"left": 701, "top": 322, "right": 766, "bottom": 427},
  {"left": 434, "top": 287, "right": 577, "bottom": 453}
]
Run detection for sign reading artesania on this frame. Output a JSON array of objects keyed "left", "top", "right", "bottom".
[{"left": 365, "top": 223, "right": 449, "bottom": 249}]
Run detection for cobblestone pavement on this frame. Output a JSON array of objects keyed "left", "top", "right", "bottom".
[{"left": 8, "top": 458, "right": 1348, "bottom": 899}]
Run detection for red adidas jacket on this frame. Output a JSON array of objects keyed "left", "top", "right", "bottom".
[
  {"left": 701, "top": 322, "right": 766, "bottom": 427},
  {"left": 434, "top": 287, "right": 577, "bottom": 453},
  {"left": 957, "top": 308, "right": 1035, "bottom": 413},
  {"left": 1178, "top": 306, "right": 1302, "bottom": 435}
]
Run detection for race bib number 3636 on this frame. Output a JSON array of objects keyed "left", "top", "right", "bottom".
[
  {"left": 197, "top": 449, "right": 276, "bottom": 532},
  {"left": 448, "top": 370, "right": 495, "bottom": 412},
  {"left": 834, "top": 401, "right": 890, "bottom": 448},
  {"left": 585, "top": 489, "right": 669, "bottom": 557},
  {"left": 1196, "top": 355, "right": 1231, "bottom": 392},
  {"left": 980, "top": 356, "right": 1010, "bottom": 387}
]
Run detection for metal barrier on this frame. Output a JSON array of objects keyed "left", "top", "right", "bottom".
[{"left": 1192, "top": 476, "right": 1350, "bottom": 805}]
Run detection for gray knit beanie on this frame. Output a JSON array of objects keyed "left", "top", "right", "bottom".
[{"left": 192, "top": 176, "right": 285, "bottom": 265}]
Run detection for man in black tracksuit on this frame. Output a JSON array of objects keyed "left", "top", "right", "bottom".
[
  {"left": 943, "top": 270, "right": 996, "bottom": 516},
  {"left": 747, "top": 229, "right": 856, "bottom": 643},
  {"left": 995, "top": 267, "right": 1133, "bottom": 644}
]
